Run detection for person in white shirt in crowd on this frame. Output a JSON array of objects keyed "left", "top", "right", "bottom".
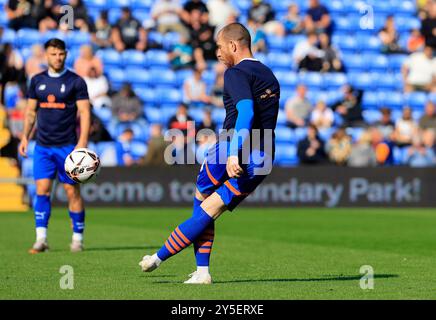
[
  {"left": 402, "top": 45, "right": 436, "bottom": 93},
  {"left": 83, "top": 67, "right": 111, "bottom": 110},
  {"left": 183, "top": 68, "right": 211, "bottom": 105},
  {"left": 310, "top": 100, "right": 334, "bottom": 129},
  {"left": 285, "top": 84, "right": 312, "bottom": 129},
  {"left": 151, "top": 0, "right": 187, "bottom": 35},
  {"left": 394, "top": 106, "right": 419, "bottom": 147},
  {"left": 292, "top": 31, "right": 324, "bottom": 71},
  {"left": 207, "top": 0, "right": 239, "bottom": 33}
]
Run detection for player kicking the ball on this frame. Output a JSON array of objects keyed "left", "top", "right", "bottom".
[
  {"left": 18, "top": 38, "right": 91, "bottom": 254},
  {"left": 139, "top": 23, "right": 280, "bottom": 284}
]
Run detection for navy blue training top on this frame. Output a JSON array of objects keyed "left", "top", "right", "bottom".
[
  {"left": 222, "top": 59, "right": 280, "bottom": 152},
  {"left": 28, "top": 69, "right": 89, "bottom": 147}
]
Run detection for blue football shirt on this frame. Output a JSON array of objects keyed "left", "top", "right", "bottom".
[{"left": 27, "top": 69, "right": 89, "bottom": 147}]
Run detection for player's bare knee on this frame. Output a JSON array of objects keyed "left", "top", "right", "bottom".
[
  {"left": 195, "top": 189, "right": 210, "bottom": 202},
  {"left": 36, "top": 179, "right": 52, "bottom": 196},
  {"left": 200, "top": 193, "right": 227, "bottom": 219}
]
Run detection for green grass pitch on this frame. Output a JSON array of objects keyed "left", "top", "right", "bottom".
[{"left": 0, "top": 207, "right": 435, "bottom": 299}]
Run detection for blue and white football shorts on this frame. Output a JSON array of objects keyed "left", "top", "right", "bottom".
[
  {"left": 196, "top": 141, "right": 273, "bottom": 211},
  {"left": 33, "top": 144, "right": 76, "bottom": 184}
]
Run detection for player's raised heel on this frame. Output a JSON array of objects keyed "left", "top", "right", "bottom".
[
  {"left": 28, "top": 239, "right": 49, "bottom": 254},
  {"left": 139, "top": 255, "right": 160, "bottom": 272},
  {"left": 70, "top": 240, "right": 84, "bottom": 252},
  {"left": 183, "top": 271, "right": 212, "bottom": 284}
]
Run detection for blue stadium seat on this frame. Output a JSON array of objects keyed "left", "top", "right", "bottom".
[
  {"left": 276, "top": 109, "right": 287, "bottom": 126},
  {"left": 144, "top": 106, "right": 162, "bottom": 124},
  {"left": 0, "top": 11, "right": 7, "bottom": 28},
  {"left": 362, "top": 91, "right": 379, "bottom": 109},
  {"left": 149, "top": 69, "right": 177, "bottom": 87},
  {"left": 97, "top": 49, "right": 122, "bottom": 66},
  {"left": 346, "top": 127, "right": 365, "bottom": 142},
  {"left": 324, "top": 73, "right": 347, "bottom": 89},
  {"left": 0, "top": 29, "right": 16, "bottom": 44},
  {"left": 122, "top": 50, "right": 147, "bottom": 66},
  {"left": 275, "top": 126, "right": 295, "bottom": 143},
  {"left": 388, "top": 54, "right": 408, "bottom": 72},
  {"left": 108, "top": 8, "right": 121, "bottom": 25},
  {"left": 343, "top": 54, "right": 367, "bottom": 72},
  {"left": 334, "top": 17, "right": 352, "bottom": 32},
  {"left": 274, "top": 71, "right": 298, "bottom": 89},
  {"left": 318, "top": 127, "right": 335, "bottom": 142},
  {"left": 17, "top": 29, "right": 42, "bottom": 47},
  {"left": 274, "top": 143, "right": 298, "bottom": 166},
  {"left": 404, "top": 92, "right": 428, "bottom": 109},
  {"left": 372, "top": 72, "right": 397, "bottom": 90},
  {"left": 156, "top": 88, "right": 182, "bottom": 105},
  {"left": 189, "top": 108, "right": 204, "bottom": 123},
  {"left": 393, "top": 146, "right": 407, "bottom": 165},
  {"left": 294, "top": 127, "right": 308, "bottom": 141},
  {"left": 379, "top": 91, "right": 404, "bottom": 109},
  {"left": 267, "top": 35, "right": 288, "bottom": 52},
  {"left": 106, "top": 68, "right": 125, "bottom": 84},
  {"left": 212, "top": 108, "right": 226, "bottom": 123},
  {"left": 135, "top": 87, "right": 157, "bottom": 104},
  {"left": 125, "top": 67, "right": 149, "bottom": 85},
  {"left": 131, "top": 0, "right": 153, "bottom": 9},
  {"left": 162, "top": 32, "right": 181, "bottom": 50},
  {"left": 299, "top": 72, "right": 323, "bottom": 89},
  {"left": 363, "top": 109, "right": 381, "bottom": 124},
  {"left": 67, "top": 32, "right": 91, "bottom": 46},
  {"left": 175, "top": 69, "right": 194, "bottom": 86},
  {"left": 93, "top": 107, "right": 112, "bottom": 125},
  {"left": 146, "top": 50, "right": 169, "bottom": 67},
  {"left": 266, "top": 52, "right": 292, "bottom": 70},
  {"left": 348, "top": 72, "right": 374, "bottom": 90},
  {"left": 131, "top": 141, "right": 148, "bottom": 160},
  {"left": 357, "top": 35, "right": 382, "bottom": 52},
  {"left": 201, "top": 70, "right": 216, "bottom": 85},
  {"left": 368, "top": 54, "right": 389, "bottom": 71},
  {"left": 328, "top": 0, "right": 346, "bottom": 15},
  {"left": 160, "top": 104, "right": 178, "bottom": 125},
  {"left": 147, "top": 31, "right": 164, "bottom": 48},
  {"left": 84, "top": 0, "right": 109, "bottom": 10},
  {"left": 109, "top": 0, "right": 131, "bottom": 7},
  {"left": 286, "top": 35, "right": 306, "bottom": 50},
  {"left": 333, "top": 35, "right": 358, "bottom": 53}
]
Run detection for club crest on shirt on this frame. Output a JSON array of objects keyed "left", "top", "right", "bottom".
[
  {"left": 38, "top": 84, "right": 46, "bottom": 91},
  {"left": 260, "top": 89, "right": 277, "bottom": 99},
  {"left": 61, "top": 84, "right": 65, "bottom": 93}
]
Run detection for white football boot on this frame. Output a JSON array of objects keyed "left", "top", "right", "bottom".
[
  {"left": 70, "top": 240, "right": 84, "bottom": 252},
  {"left": 183, "top": 271, "right": 212, "bottom": 284},
  {"left": 28, "top": 238, "right": 49, "bottom": 254},
  {"left": 139, "top": 255, "right": 160, "bottom": 272}
]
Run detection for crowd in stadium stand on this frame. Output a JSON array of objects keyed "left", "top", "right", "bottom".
[{"left": 1, "top": 0, "right": 436, "bottom": 169}]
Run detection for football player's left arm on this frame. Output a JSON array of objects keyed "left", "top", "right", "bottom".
[{"left": 76, "top": 99, "right": 91, "bottom": 149}]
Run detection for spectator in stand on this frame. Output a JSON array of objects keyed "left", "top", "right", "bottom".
[
  {"left": 151, "top": 0, "right": 187, "bottom": 35},
  {"left": 370, "top": 127, "right": 394, "bottom": 166},
  {"left": 407, "top": 28, "right": 425, "bottom": 53},
  {"left": 305, "top": 0, "right": 332, "bottom": 36},
  {"left": 402, "top": 45, "right": 436, "bottom": 93},
  {"left": 188, "top": 9, "right": 217, "bottom": 69},
  {"left": 68, "top": 0, "right": 94, "bottom": 32},
  {"left": 84, "top": 67, "right": 111, "bottom": 110},
  {"left": 297, "top": 124, "right": 327, "bottom": 165},
  {"left": 183, "top": 68, "right": 211, "bottom": 105},
  {"left": 168, "top": 103, "right": 195, "bottom": 138},
  {"left": 88, "top": 111, "right": 112, "bottom": 143},
  {"left": 326, "top": 127, "right": 352, "bottom": 166},
  {"left": 283, "top": 3, "right": 304, "bottom": 35},
  {"left": 422, "top": 128, "right": 436, "bottom": 153},
  {"left": 25, "top": 44, "right": 47, "bottom": 79},
  {"left": 247, "top": 18, "right": 267, "bottom": 53},
  {"left": 285, "top": 84, "right": 312, "bottom": 129},
  {"left": 116, "top": 128, "right": 139, "bottom": 167},
  {"left": 196, "top": 108, "right": 216, "bottom": 132},
  {"left": 92, "top": 10, "right": 112, "bottom": 49},
  {"left": 419, "top": 101, "right": 436, "bottom": 130},
  {"left": 310, "top": 100, "right": 334, "bottom": 129},
  {"left": 374, "top": 107, "right": 395, "bottom": 140},
  {"left": 404, "top": 136, "right": 436, "bottom": 167},
  {"left": 37, "top": 0, "right": 62, "bottom": 32},
  {"left": 318, "top": 32, "right": 344, "bottom": 72},
  {"left": 111, "top": 7, "right": 148, "bottom": 52},
  {"left": 420, "top": 0, "right": 436, "bottom": 50},
  {"left": 331, "top": 85, "right": 364, "bottom": 127},
  {"left": 181, "top": 0, "right": 209, "bottom": 25},
  {"left": 6, "top": 0, "right": 38, "bottom": 30},
  {"left": 110, "top": 83, "right": 144, "bottom": 123},
  {"left": 394, "top": 106, "right": 419, "bottom": 147},
  {"left": 195, "top": 128, "right": 217, "bottom": 164},
  {"left": 207, "top": 0, "right": 239, "bottom": 31},
  {"left": 210, "top": 63, "right": 225, "bottom": 108},
  {"left": 293, "top": 31, "right": 324, "bottom": 71},
  {"left": 0, "top": 43, "right": 25, "bottom": 106},
  {"left": 74, "top": 44, "right": 103, "bottom": 78},
  {"left": 168, "top": 34, "right": 194, "bottom": 70},
  {"left": 248, "top": 0, "right": 284, "bottom": 36},
  {"left": 348, "top": 130, "right": 377, "bottom": 167},
  {"left": 140, "top": 124, "right": 169, "bottom": 166},
  {"left": 379, "top": 15, "right": 404, "bottom": 54}
]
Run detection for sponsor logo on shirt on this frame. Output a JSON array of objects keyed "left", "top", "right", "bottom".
[
  {"left": 40, "top": 94, "right": 66, "bottom": 109},
  {"left": 260, "top": 89, "right": 277, "bottom": 99},
  {"left": 38, "top": 84, "right": 46, "bottom": 91}
]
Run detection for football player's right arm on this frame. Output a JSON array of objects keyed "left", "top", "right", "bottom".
[{"left": 18, "top": 98, "right": 38, "bottom": 157}]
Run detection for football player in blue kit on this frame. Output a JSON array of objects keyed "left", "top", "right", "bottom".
[
  {"left": 139, "top": 23, "right": 280, "bottom": 284},
  {"left": 18, "top": 38, "right": 91, "bottom": 253}
]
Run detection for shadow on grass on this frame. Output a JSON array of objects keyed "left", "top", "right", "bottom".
[
  {"left": 153, "top": 274, "right": 398, "bottom": 284},
  {"left": 85, "top": 245, "right": 161, "bottom": 252}
]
